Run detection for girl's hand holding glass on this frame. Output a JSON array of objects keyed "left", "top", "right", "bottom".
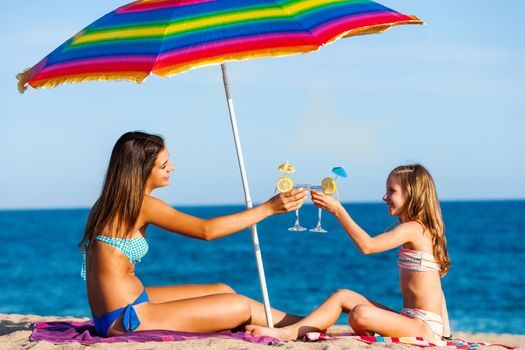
[{"left": 310, "top": 190, "right": 343, "bottom": 215}]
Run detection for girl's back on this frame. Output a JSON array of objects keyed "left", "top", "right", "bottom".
[{"left": 397, "top": 223, "right": 444, "bottom": 314}]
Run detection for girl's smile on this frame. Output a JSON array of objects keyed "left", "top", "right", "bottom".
[{"left": 383, "top": 176, "right": 406, "bottom": 217}]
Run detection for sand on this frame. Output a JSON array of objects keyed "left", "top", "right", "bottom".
[{"left": 0, "top": 313, "right": 522, "bottom": 350}]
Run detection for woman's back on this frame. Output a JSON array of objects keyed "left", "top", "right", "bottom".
[{"left": 85, "top": 229, "right": 147, "bottom": 317}]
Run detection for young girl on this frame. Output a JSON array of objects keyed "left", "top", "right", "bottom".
[
  {"left": 80, "top": 131, "right": 306, "bottom": 337},
  {"left": 247, "top": 164, "right": 451, "bottom": 341}
]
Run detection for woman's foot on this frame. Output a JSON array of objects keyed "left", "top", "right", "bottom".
[{"left": 245, "top": 325, "right": 297, "bottom": 341}]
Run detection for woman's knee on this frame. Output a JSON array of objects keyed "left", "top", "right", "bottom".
[
  {"left": 330, "top": 288, "right": 361, "bottom": 303},
  {"left": 331, "top": 288, "right": 351, "bottom": 298},
  {"left": 214, "top": 283, "right": 236, "bottom": 294},
  {"left": 226, "top": 295, "right": 252, "bottom": 322}
]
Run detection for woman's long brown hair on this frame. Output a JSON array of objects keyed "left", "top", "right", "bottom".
[
  {"left": 390, "top": 164, "right": 451, "bottom": 276},
  {"left": 79, "top": 131, "right": 165, "bottom": 250}
]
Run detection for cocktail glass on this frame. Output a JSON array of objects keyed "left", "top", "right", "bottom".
[
  {"left": 309, "top": 185, "right": 327, "bottom": 233},
  {"left": 288, "top": 184, "right": 308, "bottom": 231}
]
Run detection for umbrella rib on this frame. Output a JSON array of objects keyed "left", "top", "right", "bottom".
[
  {"left": 272, "top": 0, "right": 319, "bottom": 48},
  {"left": 151, "top": 5, "right": 179, "bottom": 74}
]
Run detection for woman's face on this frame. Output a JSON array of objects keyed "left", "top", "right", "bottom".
[
  {"left": 146, "top": 148, "right": 174, "bottom": 191},
  {"left": 383, "top": 175, "right": 406, "bottom": 217}
]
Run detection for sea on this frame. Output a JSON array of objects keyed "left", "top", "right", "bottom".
[{"left": 1, "top": 201, "right": 524, "bottom": 334}]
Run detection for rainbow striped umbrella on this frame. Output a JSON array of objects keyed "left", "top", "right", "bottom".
[
  {"left": 17, "top": 0, "right": 422, "bottom": 92},
  {"left": 17, "top": 0, "right": 422, "bottom": 327}
]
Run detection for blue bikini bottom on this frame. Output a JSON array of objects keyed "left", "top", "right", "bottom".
[{"left": 92, "top": 289, "right": 150, "bottom": 337}]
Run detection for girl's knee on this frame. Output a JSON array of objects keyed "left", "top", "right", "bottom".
[{"left": 348, "top": 304, "right": 372, "bottom": 328}]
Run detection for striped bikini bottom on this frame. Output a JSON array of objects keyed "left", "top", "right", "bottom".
[{"left": 400, "top": 308, "right": 443, "bottom": 341}]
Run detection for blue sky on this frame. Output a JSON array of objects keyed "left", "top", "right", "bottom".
[{"left": 1, "top": 0, "right": 524, "bottom": 209}]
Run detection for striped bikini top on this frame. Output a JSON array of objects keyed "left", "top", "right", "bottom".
[
  {"left": 397, "top": 248, "right": 440, "bottom": 272},
  {"left": 80, "top": 235, "right": 149, "bottom": 280}
]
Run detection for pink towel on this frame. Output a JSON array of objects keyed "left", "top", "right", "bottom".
[
  {"left": 30, "top": 320, "right": 279, "bottom": 345},
  {"left": 305, "top": 332, "right": 517, "bottom": 349}
]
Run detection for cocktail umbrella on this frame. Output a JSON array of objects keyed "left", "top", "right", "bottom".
[
  {"left": 17, "top": 0, "right": 423, "bottom": 326},
  {"left": 332, "top": 166, "right": 349, "bottom": 179}
]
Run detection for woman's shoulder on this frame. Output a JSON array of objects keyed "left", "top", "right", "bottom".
[
  {"left": 140, "top": 195, "right": 171, "bottom": 220},
  {"left": 141, "top": 195, "right": 182, "bottom": 221},
  {"left": 143, "top": 194, "right": 168, "bottom": 208}
]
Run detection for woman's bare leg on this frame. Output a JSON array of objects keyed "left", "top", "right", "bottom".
[
  {"left": 109, "top": 292, "right": 299, "bottom": 336},
  {"left": 145, "top": 284, "right": 301, "bottom": 328},
  {"left": 241, "top": 295, "right": 302, "bottom": 327},
  {"left": 146, "top": 283, "right": 236, "bottom": 302},
  {"left": 246, "top": 289, "right": 388, "bottom": 340}
]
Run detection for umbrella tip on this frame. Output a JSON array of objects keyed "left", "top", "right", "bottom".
[{"left": 16, "top": 69, "right": 30, "bottom": 94}]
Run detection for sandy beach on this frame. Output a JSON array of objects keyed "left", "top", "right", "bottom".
[{"left": 1, "top": 313, "right": 522, "bottom": 350}]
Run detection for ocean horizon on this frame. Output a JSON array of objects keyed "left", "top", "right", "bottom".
[
  {"left": 1, "top": 200, "right": 524, "bottom": 334},
  {"left": 2, "top": 198, "right": 524, "bottom": 211}
]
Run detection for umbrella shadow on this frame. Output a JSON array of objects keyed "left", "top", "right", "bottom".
[{"left": 0, "top": 318, "right": 33, "bottom": 336}]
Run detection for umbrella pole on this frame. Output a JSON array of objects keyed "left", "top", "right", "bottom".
[{"left": 220, "top": 63, "right": 274, "bottom": 328}]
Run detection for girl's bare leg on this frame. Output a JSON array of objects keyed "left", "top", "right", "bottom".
[
  {"left": 246, "top": 289, "right": 387, "bottom": 340},
  {"left": 349, "top": 305, "right": 436, "bottom": 339},
  {"left": 145, "top": 284, "right": 301, "bottom": 328}
]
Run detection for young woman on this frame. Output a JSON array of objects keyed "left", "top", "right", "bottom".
[
  {"left": 79, "top": 131, "right": 306, "bottom": 337},
  {"left": 247, "top": 164, "right": 451, "bottom": 341}
]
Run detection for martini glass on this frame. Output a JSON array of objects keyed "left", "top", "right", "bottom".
[
  {"left": 288, "top": 184, "right": 308, "bottom": 231},
  {"left": 309, "top": 185, "right": 327, "bottom": 233}
]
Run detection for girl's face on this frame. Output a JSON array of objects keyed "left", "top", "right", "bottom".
[
  {"left": 383, "top": 175, "right": 406, "bottom": 218},
  {"left": 146, "top": 148, "right": 174, "bottom": 191}
]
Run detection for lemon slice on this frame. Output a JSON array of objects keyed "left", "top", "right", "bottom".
[
  {"left": 276, "top": 176, "right": 294, "bottom": 193},
  {"left": 321, "top": 177, "right": 337, "bottom": 195}
]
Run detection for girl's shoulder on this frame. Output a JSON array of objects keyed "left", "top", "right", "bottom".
[
  {"left": 398, "top": 221, "right": 433, "bottom": 251},
  {"left": 395, "top": 221, "right": 425, "bottom": 244},
  {"left": 397, "top": 220, "right": 424, "bottom": 234}
]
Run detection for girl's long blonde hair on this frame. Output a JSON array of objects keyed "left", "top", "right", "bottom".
[
  {"left": 79, "top": 131, "right": 165, "bottom": 250},
  {"left": 390, "top": 164, "right": 450, "bottom": 276}
]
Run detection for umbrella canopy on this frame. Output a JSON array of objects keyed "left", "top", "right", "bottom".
[{"left": 17, "top": 0, "right": 422, "bottom": 92}]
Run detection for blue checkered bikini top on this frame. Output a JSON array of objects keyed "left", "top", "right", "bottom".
[{"left": 81, "top": 235, "right": 149, "bottom": 280}]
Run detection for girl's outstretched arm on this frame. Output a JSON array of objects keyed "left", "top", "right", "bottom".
[
  {"left": 311, "top": 191, "right": 419, "bottom": 254},
  {"left": 142, "top": 188, "right": 306, "bottom": 240}
]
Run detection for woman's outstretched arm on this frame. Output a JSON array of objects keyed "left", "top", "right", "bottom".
[{"left": 142, "top": 188, "right": 306, "bottom": 240}]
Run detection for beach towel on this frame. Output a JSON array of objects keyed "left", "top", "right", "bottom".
[
  {"left": 305, "top": 332, "right": 517, "bottom": 349},
  {"left": 30, "top": 320, "right": 279, "bottom": 345}
]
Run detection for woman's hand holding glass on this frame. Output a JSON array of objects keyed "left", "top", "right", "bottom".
[{"left": 267, "top": 188, "right": 307, "bottom": 215}]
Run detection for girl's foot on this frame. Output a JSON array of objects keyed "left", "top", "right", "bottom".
[{"left": 245, "top": 325, "right": 296, "bottom": 341}]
